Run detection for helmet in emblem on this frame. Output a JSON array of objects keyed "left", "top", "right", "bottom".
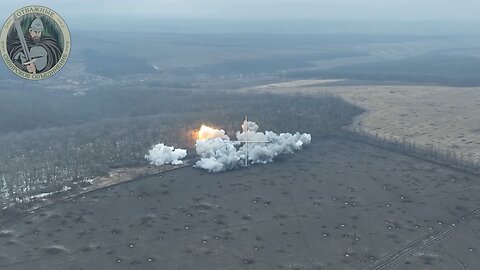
[{"left": 30, "top": 17, "right": 44, "bottom": 32}]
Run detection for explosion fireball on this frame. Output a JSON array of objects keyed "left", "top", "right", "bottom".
[
  {"left": 197, "top": 125, "right": 226, "bottom": 140},
  {"left": 146, "top": 118, "right": 311, "bottom": 172},
  {"left": 194, "top": 119, "right": 311, "bottom": 172}
]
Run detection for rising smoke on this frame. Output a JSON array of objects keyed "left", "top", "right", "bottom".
[
  {"left": 145, "top": 143, "right": 187, "bottom": 165},
  {"left": 194, "top": 120, "right": 311, "bottom": 172}
]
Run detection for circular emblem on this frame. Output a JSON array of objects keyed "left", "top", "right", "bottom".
[{"left": 0, "top": 6, "right": 71, "bottom": 80}]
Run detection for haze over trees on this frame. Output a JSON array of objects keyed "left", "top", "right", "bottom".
[{"left": 1, "top": 30, "right": 479, "bottom": 212}]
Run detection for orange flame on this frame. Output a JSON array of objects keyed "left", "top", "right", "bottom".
[
  {"left": 192, "top": 124, "right": 225, "bottom": 140},
  {"left": 198, "top": 125, "right": 217, "bottom": 140}
]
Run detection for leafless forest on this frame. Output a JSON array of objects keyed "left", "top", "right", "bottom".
[
  {"left": 343, "top": 127, "right": 480, "bottom": 175},
  {"left": 0, "top": 90, "right": 362, "bottom": 209}
]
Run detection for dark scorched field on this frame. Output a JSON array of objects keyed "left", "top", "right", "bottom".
[{"left": 0, "top": 138, "right": 479, "bottom": 270}]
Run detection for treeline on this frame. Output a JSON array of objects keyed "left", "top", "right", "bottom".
[
  {"left": 286, "top": 54, "right": 480, "bottom": 87},
  {"left": 343, "top": 127, "right": 480, "bottom": 175},
  {"left": 0, "top": 87, "right": 357, "bottom": 134},
  {"left": 167, "top": 51, "right": 365, "bottom": 78},
  {"left": 0, "top": 91, "right": 363, "bottom": 208}
]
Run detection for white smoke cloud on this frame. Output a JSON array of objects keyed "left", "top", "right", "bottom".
[
  {"left": 145, "top": 143, "right": 187, "bottom": 165},
  {"left": 194, "top": 120, "right": 311, "bottom": 172}
]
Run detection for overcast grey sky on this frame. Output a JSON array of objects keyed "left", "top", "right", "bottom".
[
  {"left": 1, "top": 0, "right": 479, "bottom": 34},
  {"left": 2, "top": 0, "right": 479, "bottom": 21}
]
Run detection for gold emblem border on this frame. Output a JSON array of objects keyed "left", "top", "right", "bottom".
[{"left": 0, "top": 5, "right": 71, "bottom": 80}]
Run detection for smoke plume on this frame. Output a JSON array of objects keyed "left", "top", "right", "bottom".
[
  {"left": 145, "top": 143, "right": 187, "bottom": 165},
  {"left": 194, "top": 120, "right": 311, "bottom": 172}
]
